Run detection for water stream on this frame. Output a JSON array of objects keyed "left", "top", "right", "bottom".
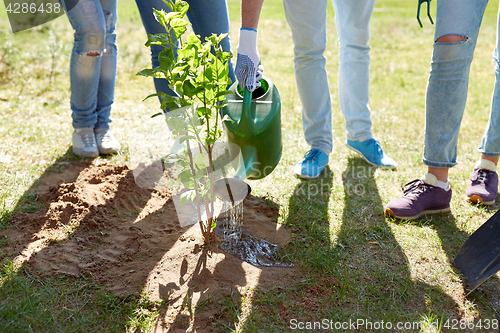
[{"left": 216, "top": 200, "right": 294, "bottom": 268}]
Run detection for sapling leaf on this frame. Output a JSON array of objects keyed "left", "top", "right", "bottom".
[
  {"left": 175, "top": 0, "right": 189, "bottom": 17},
  {"left": 183, "top": 81, "right": 204, "bottom": 97},
  {"left": 151, "top": 112, "right": 163, "bottom": 118},
  {"left": 170, "top": 18, "right": 189, "bottom": 39},
  {"left": 145, "top": 33, "right": 172, "bottom": 47},
  {"left": 195, "top": 153, "right": 210, "bottom": 169},
  {"left": 153, "top": 9, "right": 169, "bottom": 30},
  {"left": 141, "top": 91, "right": 162, "bottom": 101},
  {"left": 180, "top": 189, "right": 196, "bottom": 206},
  {"left": 179, "top": 169, "right": 195, "bottom": 189},
  {"left": 178, "top": 135, "right": 196, "bottom": 144},
  {"left": 164, "top": 0, "right": 174, "bottom": 11}
]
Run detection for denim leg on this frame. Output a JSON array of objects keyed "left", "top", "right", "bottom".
[
  {"left": 423, "top": 0, "right": 488, "bottom": 168},
  {"left": 187, "top": 0, "right": 235, "bottom": 84},
  {"left": 283, "top": 0, "right": 333, "bottom": 154},
  {"left": 136, "top": 0, "right": 235, "bottom": 99},
  {"left": 65, "top": 0, "right": 117, "bottom": 130},
  {"left": 331, "top": 0, "right": 375, "bottom": 142},
  {"left": 479, "top": 4, "right": 500, "bottom": 157},
  {"left": 135, "top": 0, "right": 177, "bottom": 97},
  {"left": 95, "top": 0, "right": 118, "bottom": 130}
]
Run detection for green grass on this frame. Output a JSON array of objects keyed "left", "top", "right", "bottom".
[{"left": 1, "top": 0, "right": 500, "bottom": 331}]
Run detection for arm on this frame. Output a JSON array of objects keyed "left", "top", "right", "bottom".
[{"left": 242, "top": 0, "right": 264, "bottom": 30}]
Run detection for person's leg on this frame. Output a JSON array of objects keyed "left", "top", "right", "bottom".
[
  {"left": 424, "top": 0, "right": 488, "bottom": 180},
  {"left": 136, "top": 0, "right": 235, "bottom": 98},
  {"left": 331, "top": 0, "right": 396, "bottom": 169},
  {"left": 331, "top": 0, "right": 374, "bottom": 142},
  {"left": 186, "top": 0, "right": 235, "bottom": 84},
  {"left": 283, "top": 0, "right": 332, "bottom": 155},
  {"left": 283, "top": 0, "right": 331, "bottom": 178},
  {"left": 136, "top": 0, "right": 177, "bottom": 97},
  {"left": 466, "top": 5, "right": 500, "bottom": 205},
  {"left": 65, "top": 0, "right": 107, "bottom": 130},
  {"left": 64, "top": 0, "right": 107, "bottom": 157},
  {"left": 386, "top": 0, "right": 488, "bottom": 219},
  {"left": 94, "top": 0, "right": 118, "bottom": 131}
]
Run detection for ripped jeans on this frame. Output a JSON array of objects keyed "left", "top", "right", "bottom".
[
  {"left": 63, "top": 0, "right": 117, "bottom": 130},
  {"left": 423, "top": 0, "right": 500, "bottom": 167}
]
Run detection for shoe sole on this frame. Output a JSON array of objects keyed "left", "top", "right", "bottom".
[
  {"left": 345, "top": 143, "right": 396, "bottom": 170},
  {"left": 385, "top": 206, "right": 451, "bottom": 220},
  {"left": 468, "top": 195, "right": 495, "bottom": 206},
  {"left": 98, "top": 147, "right": 119, "bottom": 155},
  {"left": 294, "top": 171, "right": 322, "bottom": 179},
  {"left": 73, "top": 148, "right": 99, "bottom": 158}
]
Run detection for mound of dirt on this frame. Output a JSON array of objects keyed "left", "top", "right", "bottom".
[{"left": 2, "top": 162, "right": 298, "bottom": 331}]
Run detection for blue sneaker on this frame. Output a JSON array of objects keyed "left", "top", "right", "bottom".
[
  {"left": 346, "top": 138, "right": 397, "bottom": 170},
  {"left": 294, "top": 148, "right": 329, "bottom": 179}
]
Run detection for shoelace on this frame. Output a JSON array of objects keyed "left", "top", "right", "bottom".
[
  {"left": 364, "top": 138, "right": 383, "bottom": 157},
  {"left": 402, "top": 179, "right": 431, "bottom": 197},
  {"left": 304, "top": 149, "right": 322, "bottom": 163},
  {"left": 471, "top": 169, "right": 490, "bottom": 184},
  {"left": 96, "top": 132, "right": 113, "bottom": 146},
  {"left": 81, "top": 132, "right": 97, "bottom": 147}
]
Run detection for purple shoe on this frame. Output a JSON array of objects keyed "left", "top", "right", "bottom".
[
  {"left": 466, "top": 168, "right": 498, "bottom": 206},
  {"left": 385, "top": 174, "right": 452, "bottom": 220}
]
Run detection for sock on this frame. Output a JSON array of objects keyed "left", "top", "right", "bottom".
[
  {"left": 421, "top": 173, "right": 450, "bottom": 191},
  {"left": 475, "top": 159, "right": 497, "bottom": 172}
]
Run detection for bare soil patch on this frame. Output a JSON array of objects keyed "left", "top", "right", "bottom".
[{"left": 2, "top": 161, "right": 299, "bottom": 331}]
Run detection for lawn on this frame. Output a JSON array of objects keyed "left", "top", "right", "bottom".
[{"left": 1, "top": 0, "right": 500, "bottom": 332}]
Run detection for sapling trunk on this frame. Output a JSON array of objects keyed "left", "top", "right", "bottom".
[{"left": 138, "top": 0, "right": 232, "bottom": 244}]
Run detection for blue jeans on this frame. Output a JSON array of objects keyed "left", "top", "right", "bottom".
[
  {"left": 135, "top": 0, "right": 235, "bottom": 100},
  {"left": 64, "top": 0, "right": 118, "bottom": 130},
  {"left": 423, "top": 0, "right": 500, "bottom": 168},
  {"left": 283, "top": 0, "right": 375, "bottom": 154}
]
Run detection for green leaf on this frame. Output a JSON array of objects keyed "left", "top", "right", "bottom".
[
  {"left": 180, "top": 189, "right": 196, "bottom": 206},
  {"left": 170, "top": 18, "right": 189, "bottom": 39},
  {"left": 183, "top": 81, "right": 204, "bottom": 97},
  {"left": 178, "top": 169, "right": 195, "bottom": 189}
]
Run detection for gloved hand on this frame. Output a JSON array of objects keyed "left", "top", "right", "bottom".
[{"left": 235, "top": 28, "right": 264, "bottom": 92}]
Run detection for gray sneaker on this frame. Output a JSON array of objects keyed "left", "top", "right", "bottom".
[
  {"left": 72, "top": 127, "right": 99, "bottom": 158},
  {"left": 95, "top": 128, "right": 120, "bottom": 155},
  {"left": 385, "top": 173, "right": 452, "bottom": 220}
]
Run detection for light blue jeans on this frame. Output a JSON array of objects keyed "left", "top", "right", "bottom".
[
  {"left": 136, "top": 0, "right": 235, "bottom": 100},
  {"left": 423, "top": 0, "right": 500, "bottom": 168},
  {"left": 64, "top": 0, "right": 118, "bottom": 130},
  {"left": 283, "top": 0, "right": 375, "bottom": 154}
]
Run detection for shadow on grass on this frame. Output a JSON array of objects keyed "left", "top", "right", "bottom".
[
  {"left": 277, "top": 157, "right": 461, "bottom": 331},
  {"left": 335, "top": 157, "right": 455, "bottom": 325},
  {"left": 400, "top": 206, "right": 500, "bottom": 322},
  {"left": 0, "top": 148, "right": 286, "bottom": 332}
]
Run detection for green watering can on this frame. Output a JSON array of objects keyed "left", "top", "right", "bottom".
[
  {"left": 213, "top": 76, "right": 282, "bottom": 203},
  {"left": 223, "top": 76, "right": 282, "bottom": 180}
]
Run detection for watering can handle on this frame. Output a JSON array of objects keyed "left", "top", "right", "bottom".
[{"left": 240, "top": 87, "right": 253, "bottom": 130}]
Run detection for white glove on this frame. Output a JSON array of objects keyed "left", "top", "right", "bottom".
[{"left": 235, "top": 28, "right": 264, "bottom": 92}]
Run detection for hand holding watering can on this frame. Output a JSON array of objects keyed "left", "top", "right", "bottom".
[{"left": 235, "top": 28, "right": 264, "bottom": 92}]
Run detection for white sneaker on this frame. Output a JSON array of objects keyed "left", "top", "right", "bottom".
[
  {"left": 95, "top": 128, "right": 120, "bottom": 155},
  {"left": 72, "top": 127, "right": 99, "bottom": 158}
]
